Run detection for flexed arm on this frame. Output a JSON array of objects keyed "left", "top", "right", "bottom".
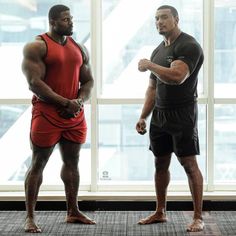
[{"left": 138, "top": 58, "right": 189, "bottom": 85}]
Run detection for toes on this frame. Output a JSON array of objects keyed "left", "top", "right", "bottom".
[{"left": 25, "top": 228, "right": 41, "bottom": 233}]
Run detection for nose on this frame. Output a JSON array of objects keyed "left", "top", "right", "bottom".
[
  {"left": 69, "top": 20, "right": 73, "bottom": 26},
  {"left": 156, "top": 20, "right": 161, "bottom": 27}
]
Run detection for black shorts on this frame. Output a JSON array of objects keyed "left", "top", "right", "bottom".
[{"left": 149, "top": 103, "right": 199, "bottom": 157}]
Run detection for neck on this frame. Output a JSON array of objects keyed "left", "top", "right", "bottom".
[
  {"left": 163, "top": 28, "right": 181, "bottom": 46},
  {"left": 47, "top": 31, "right": 66, "bottom": 45}
]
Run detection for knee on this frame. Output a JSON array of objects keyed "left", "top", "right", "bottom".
[
  {"left": 62, "top": 158, "right": 79, "bottom": 170},
  {"left": 154, "top": 156, "right": 171, "bottom": 171},
  {"left": 180, "top": 159, "right": 198, "bottom": 175},
  {"left": 31, "top": 160, "right": 46, "bottom": 172}
]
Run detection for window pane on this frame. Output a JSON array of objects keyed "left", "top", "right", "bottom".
[
  {"left": 0, "top": 0, "right": 90, "bottom": 99},
  {"left": 214, "top": 0, "right": 236, "bottom": 97},
  {"left": 0, "top": 105, "right": 30, "bottom": 183},
  {"left": 214, "top": 105, "right": 236, "bottom": 183},
  {"left": 102, "top": 0, "right": 203, "bottom": 98},
  {"left": 98, "top": 104, "right": 206, "bottom": 183},
  {"left": 0, "top": 105, "right": 91, "bottom": 185}
]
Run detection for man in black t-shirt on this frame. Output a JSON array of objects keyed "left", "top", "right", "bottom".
[{"left": 136, "top": 5, "right": 204, "bottom": 232}]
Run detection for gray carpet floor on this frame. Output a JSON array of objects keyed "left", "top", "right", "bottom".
[{"left": 0, "top": 211, "right": 235, "bottom": 235}]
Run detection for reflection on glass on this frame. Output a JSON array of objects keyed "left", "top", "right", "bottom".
[
  {"left": 214, "top": 105, "right": 236, "bottom": 182},
  {"left": 215, "top": 0, "right": 236, "bottom": 97},
  {"left": 98, "top": 105, "right": 206, "bottom": 183},
  {"left": 102, "top": 0, "right": 203, "bottom": 98},
  {"left": 0, "top": 105, "right": 91, "bottom": 184}
]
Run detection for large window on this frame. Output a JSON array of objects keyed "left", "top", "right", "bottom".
[{"left": 0, "top": 0, "right": 235, "bottom": 193}]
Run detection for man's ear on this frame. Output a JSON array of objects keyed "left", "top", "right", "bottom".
[
  {"left": 175, "top": 16, "right": 179, "bottom": 25},
  {"left": 49, "top": 19, "right": 55, "bottom": 26}
]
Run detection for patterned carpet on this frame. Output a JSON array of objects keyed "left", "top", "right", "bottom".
[{"left": 0, "top": 211, "right": 235, "bottom": 235}]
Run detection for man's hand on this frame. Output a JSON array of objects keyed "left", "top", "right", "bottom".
[
  {"left": 138, "top": 59, "right": 151, "bottom": 72},
  {"left": 136, "top": 118, "right": 147, "bottom": 135},
  {"left": 57, "top": 99, "right": 83, "bottom": 119}
]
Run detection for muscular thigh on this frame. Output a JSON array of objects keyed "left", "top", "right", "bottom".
[{"left": 59, "top": 138, "right": 82, "bottom": 164}]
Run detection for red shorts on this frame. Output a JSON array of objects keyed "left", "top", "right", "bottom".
[{"left": 30, "top": 105, "right": 87, "bottom": 148}]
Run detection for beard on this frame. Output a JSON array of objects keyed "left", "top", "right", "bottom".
[
  {"left": 159, "top": 31, "right": 165, "bottom": 35},
  {"left": 56, "top": 28, "right": 73, "bottom": 36},
  {"left": 158, "top": 30, "right": 170, "bottom": 37}
]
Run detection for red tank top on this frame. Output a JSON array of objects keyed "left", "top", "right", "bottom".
[
  {"left": 39, "top": 33, "right": 83, "bottom": 99},
  {"left": 32, "top": 34, "right": 86, "bottom": 127}
]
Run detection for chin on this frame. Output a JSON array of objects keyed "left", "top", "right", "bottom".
[
  {"left": 64, "top": 30, "right": 73, "bottom": 36},
  {"left": 159, "top": 31, "right": 166, "bottom": 35}
]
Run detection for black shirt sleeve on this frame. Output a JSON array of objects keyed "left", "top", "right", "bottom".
[{"left": 174, "top": 41, "right": 203, "bottom": 74}]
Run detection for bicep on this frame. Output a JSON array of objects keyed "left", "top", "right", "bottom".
[
  {"left": 170, "top": 60, "right": 190, "bottom": 82},
  {"left": 79, "top": 62, "right": 94, "bottom": 85},
  {"left": 22, "top": 44, "right": 46, "bottom": 84}
]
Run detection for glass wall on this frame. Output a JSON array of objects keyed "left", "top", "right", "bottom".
[
  {"left": 0, "top": 0, "right": 235, "bottom": 192},
  {"left": 214, "top": 0, "right": 236, "bottom": 98},
  {"left": 214, "top": 105, "right": 236, "bottom": 183},
  {"left": 213, "top": 0, "right": 236, "bottom": 187}
]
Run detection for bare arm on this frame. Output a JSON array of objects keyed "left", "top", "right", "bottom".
[
  {"left": 140, "top": 78, "right": 156, "bottom": 119},
  {"left": 78, "top": 46, "right": 94, "bottom": 101},
  {"left": 136, "top": 79, "right": 156, "bottom": 135},
  {"left": 138, "top": 59, "right": 190, "bottom": 85},
  {"left": 21, "top": 40, "right": 69, "bottom": 107},
  {"left": 77, "top": 46, "right": 94, "bottom": 102}
]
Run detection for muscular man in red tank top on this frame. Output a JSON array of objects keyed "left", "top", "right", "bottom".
[{"left": 22, "top": 4, "right": 95, "bottom": 233}]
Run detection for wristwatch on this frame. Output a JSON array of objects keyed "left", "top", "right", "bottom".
[{"left": 76, "top": 97, "right": 84, "bottom": 108}]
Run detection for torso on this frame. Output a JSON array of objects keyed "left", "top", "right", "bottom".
[{"left": 150, "top": 32, "right": 204, "bottom": 109}]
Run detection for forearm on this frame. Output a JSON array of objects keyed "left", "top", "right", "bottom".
[
  {"left": 147, "top": 62, "right": 181, "bottom": 85},
  {"left": 77, "top": 79, "right": 94, "bottom": 102},
  {"left": 140, "top": 87, "right": 156, "bottom": 120},
  {"left": 29, "top": 79, "right": 68, "bottom": 107}
]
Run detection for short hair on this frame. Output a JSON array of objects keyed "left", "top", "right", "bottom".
[
  {"left": 157, "top": 5, "right": 179, "bottom": 17},
  {"left": 48, "top": 4, "right": 70, "bottom": 20}
]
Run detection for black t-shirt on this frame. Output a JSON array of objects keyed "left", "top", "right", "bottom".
[{"left": 150, "top": 32, "right": 204, "bottom": 109}]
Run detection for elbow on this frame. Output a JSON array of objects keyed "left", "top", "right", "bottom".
[
  {"left": 169, "top": 73, "right": 187, "bottom": 85},
  {"left": 90, "top": 78, "right": 94, "bottom": 88},
  {"left": 174, "top": 78, "right": 185, "bottom": 85},
  {"left": 27, "top": 78, "right": 39, "bottom": 93},
  {"left": 28, "top": 80, "right": 35, "bottom": 91}
]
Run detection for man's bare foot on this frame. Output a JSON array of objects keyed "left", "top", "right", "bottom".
[
  {"left": 187, "top": 219, "right": 204, "bottom": 232},
  {"left": 66, "top": 211, "right": 96, "bottom": 224},
  {"left": 138, "top": 212, "right": 167, "bottom": 225},
  {"left": 24, "top": 217, "right": 42, "bottom": 233}
]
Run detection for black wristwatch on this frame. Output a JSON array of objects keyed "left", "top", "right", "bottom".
[{"left": 76, "top": 98, "right": 84, "bottom": 108}]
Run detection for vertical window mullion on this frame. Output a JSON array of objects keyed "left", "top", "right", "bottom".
[
  {"left": 90, "top": 0, "right": 102, "bottom": 192},
  {"left": 203, "top": 0, "right": 215, "bottom": 191}
]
